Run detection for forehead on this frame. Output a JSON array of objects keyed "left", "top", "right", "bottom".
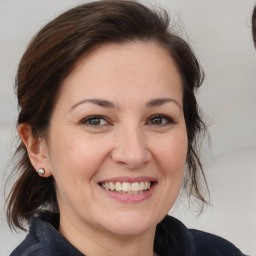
[
  {"left": 73, "top": 42, "right": 176, "bottom": 73},
  {"left": 58, "top": 42, "right": 182, "bottom": 106}
]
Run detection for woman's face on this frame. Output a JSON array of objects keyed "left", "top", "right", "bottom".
[{"left": 44, "top": 42, "right": 187, "bottom": 238}]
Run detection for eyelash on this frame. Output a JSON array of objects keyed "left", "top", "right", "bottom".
[
  {"left": 146, "top": 114, "right": 175, "bottom": 126},
  {"left": 80, "top": 115, "right": 110, "bottom": 126},
  {"left": 79, "top": 114, "right": 175, "bottom": 127}
]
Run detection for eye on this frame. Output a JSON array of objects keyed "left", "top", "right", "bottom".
[
  {"left": 147, "top": 114, "right": 174, "bottom": 126},
  {"left": 80, "top": 115, "right": 109, "bottom": 126}
]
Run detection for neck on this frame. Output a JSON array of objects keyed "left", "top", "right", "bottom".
[{"left": 59, "top": 214, "right": 157, "bottom": 256}]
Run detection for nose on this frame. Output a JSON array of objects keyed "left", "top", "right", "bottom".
[{"left": 111, "top": 127, "right": 151, "bottom": 169}]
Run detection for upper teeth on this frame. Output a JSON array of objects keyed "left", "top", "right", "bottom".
[{"left": 100, "top": 181, "right": 152, "bottom": 193}]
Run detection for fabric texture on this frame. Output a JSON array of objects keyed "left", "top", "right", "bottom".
[{"left": 10, "top": 212, "right": 249, "bottom": 256}]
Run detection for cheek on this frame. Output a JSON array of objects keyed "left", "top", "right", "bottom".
[
  {"left": 156, "top": 131, "right": 188, "bottom": 174},
  {"left": 47, "top": 131, "right": 108, "bottom": 182}
]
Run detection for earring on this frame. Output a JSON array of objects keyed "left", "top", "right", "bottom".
[{"left": 38, "top": 168, "right": 45, "bottom": 175}]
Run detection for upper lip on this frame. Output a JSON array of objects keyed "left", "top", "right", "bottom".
[{"left": 98, "top": 176, "right": 157, "bottom": 184}]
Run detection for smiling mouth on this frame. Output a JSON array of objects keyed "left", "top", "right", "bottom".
[{"left": 99, "top": 181, "right": 154, "bottom": 194}]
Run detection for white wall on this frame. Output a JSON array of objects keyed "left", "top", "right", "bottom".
[{"left": 1, "top": 0, "right": 255, "bottom": 255}]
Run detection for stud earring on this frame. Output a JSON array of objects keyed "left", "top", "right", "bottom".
[{"left": 38, "top": 168, "right": 45, "bottom": 175}]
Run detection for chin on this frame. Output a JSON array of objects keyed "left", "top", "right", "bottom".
[
  {"left": 108, "top": 223, "right": 153, "bottom": 237},
  {"left": 101, "top": 211, "right": 162, "bottom": 236}
]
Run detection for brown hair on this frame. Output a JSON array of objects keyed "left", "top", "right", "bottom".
[
  {"left": 253, "top": 6, "right": 256, "bottom": 45},
  {"left": 6, "top": 0, "right": 208, "bottom": 230}
]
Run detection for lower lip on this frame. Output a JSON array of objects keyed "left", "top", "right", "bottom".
[{"left": 100, "top": 183, "right": 156, "bottom": 203}]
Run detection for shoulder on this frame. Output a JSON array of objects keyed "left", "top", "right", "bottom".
[
  {"left": 155, "top": 215, "right": 248, "bottom": 256},
  {"left": 10, "top": 212, "right": 83, "bottom": 256},
  {"left": 9, "top": 233, "right": 46, "bottom": 256},
  {"left": 190, "top": 228, "right": 247, "bottom": 256},
  {"left": 9, "top": 213, "right": 54, "bottom": 255},
  {"left": 9, "top": 212, "right": 57, "bottom": 256}
]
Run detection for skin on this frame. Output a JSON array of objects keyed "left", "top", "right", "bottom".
[{"left": 19, "top": 42, "right": 188, "bottom": 256}]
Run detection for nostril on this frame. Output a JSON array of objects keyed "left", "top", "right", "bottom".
[
  {"left": 110, "top": 132, "right": 151, "bottom": 168},
  {"left": 111, "top": 153, "right": 149, "bottom": 169}
]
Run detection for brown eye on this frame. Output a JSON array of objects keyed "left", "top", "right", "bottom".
[
  {"left": 81, "top": 116, "right": 109, "bottom": 126},
  {"left": 148, "top": 115, "right": 174, "bottom": 126},
  {"left": 151, "top": 116, "right": 163, "bottom": 125},
  {"left": 88, "top": 118, "right": 101, "bottom": 126}
]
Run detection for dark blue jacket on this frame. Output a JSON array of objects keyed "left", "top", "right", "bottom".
[{"left": 10, "top": 212, "right": 248, "bottom": 256}]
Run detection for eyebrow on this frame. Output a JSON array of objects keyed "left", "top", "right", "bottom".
[
  {"left": 69, "top": 97, "right": 181, "bottom": 112},
  {"left": 69, "top": 99, "right": 116, "bottom": 112},
  {"left": 145, "top": 98, "right": 181, "bottom": 109}
]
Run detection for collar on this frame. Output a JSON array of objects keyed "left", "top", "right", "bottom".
[{"left": 31, "top": 212, "right": 196, "bottom": 256}]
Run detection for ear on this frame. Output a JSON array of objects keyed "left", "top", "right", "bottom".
[{"left": 18, "top": 123, "right": 52, "bottom": 177}]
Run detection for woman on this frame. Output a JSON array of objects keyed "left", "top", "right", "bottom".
[{"left": 6, "top": 1, "right": 247, "bottom": 255}]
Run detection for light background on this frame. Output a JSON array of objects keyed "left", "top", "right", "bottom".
[{"left": 0, "top": 0, "right": 255, "bottom": 255}]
